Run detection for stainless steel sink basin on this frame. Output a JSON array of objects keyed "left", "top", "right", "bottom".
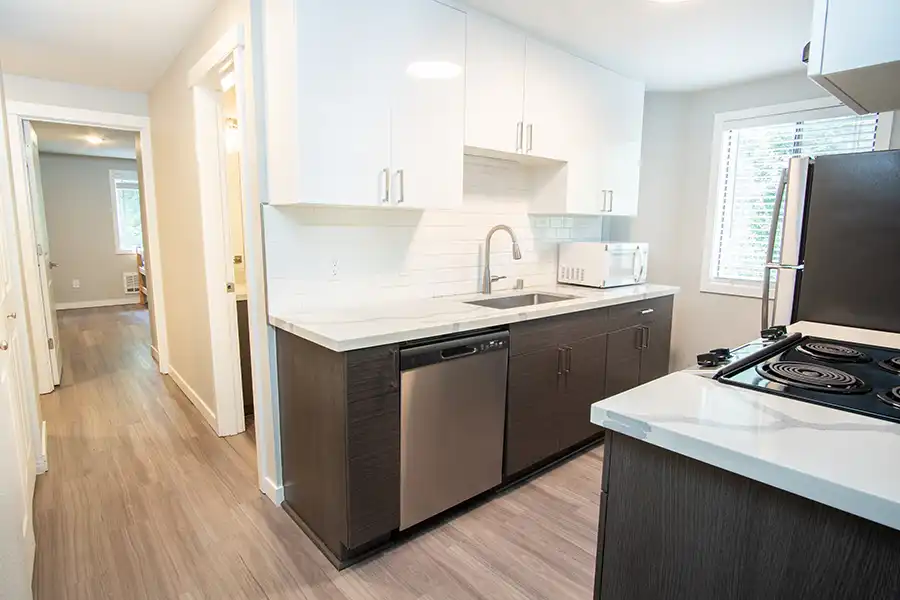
[{"left": 464, "top": 293, "right": 578, "bottom": 310}]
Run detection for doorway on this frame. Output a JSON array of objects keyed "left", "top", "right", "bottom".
[{"left": 5, "top": 103, "right": 168, "bottom": 411}]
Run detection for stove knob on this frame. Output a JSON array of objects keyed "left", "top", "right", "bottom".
[
  {"left": 710, "top": 348, "right": 732, "bottom": 359},
  {"left": 761, "top": 326, "right": 788, "bottom": 340},
  {"left": 697, "top": 352, "right": 724, "bottom": 367}
]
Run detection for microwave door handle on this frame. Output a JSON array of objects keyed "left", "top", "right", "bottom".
[
  {"left": 639, "top": 248, "right": 646, "bottom": 282},
  {"left": 632, "top": 248, "right": 643, "bottom": 283},
  {"left": 761, "top": 167, "right": 788, "bottom": 331}
]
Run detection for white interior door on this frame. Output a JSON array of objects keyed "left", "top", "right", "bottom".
[
  {"left": 0, "top": 67, "right": 37, "bottom": 600},
  {"left": 22, "top": 121, "right": 60, "bottom": 386}
]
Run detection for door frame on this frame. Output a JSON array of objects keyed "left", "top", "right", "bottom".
[
  {"left": 188, "top": 25, "right": 281, "bottom": 501},
  {"left": 6, "top": 102, "right": 171, "bottom": 392}
]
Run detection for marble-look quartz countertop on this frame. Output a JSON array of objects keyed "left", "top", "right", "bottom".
[
  {"left": 269, "top": 283, "right": 678, "bottom": 352},
  {"left": 591, "top": 370, "right": 900, "bottom": 532}
]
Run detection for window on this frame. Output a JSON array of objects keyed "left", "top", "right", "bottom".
[
  {"left": 110, "top": 170, "right": 143, "bottom": 254},
  {"left": 701, "top": 99, "right": 891, "bottom": 297}
]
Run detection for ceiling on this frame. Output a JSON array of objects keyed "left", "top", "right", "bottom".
[
  {"left": 464, "top": 0, "right": 815, "bottom": 91},
  {"left": 31, "top": 121, "right": 137, "bottom": 160},
  {"left": 0, "top": 0, "right": 219, "bottom": 92}
]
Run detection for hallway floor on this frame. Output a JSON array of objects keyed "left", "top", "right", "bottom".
[{"left": 34, "top": 306, "right": 602, "bottom": 600}]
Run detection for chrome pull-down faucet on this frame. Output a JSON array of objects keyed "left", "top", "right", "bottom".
[{"left": 482, "top": 225, "right": 522, "bottom": 294}]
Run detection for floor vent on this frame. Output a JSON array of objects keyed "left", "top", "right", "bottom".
[{"left": 123, "top": 272, "right": 141, "bottom": 294}]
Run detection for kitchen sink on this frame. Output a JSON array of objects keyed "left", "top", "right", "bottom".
[{"left": 464, "top": 292, "right": 578, "bottom": 310}]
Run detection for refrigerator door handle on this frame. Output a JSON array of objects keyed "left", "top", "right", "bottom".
[{"left": 761, "top": 167, "right": 789, "bottom": 331}]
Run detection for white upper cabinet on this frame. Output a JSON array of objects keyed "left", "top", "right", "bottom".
[
  {"left": 277, "top": 0, "right": 464, "bottom": 208},
  {"left": 389, "top": 0, "right": 466, "bottom": 209},
  {"left": 464, "top": 10, "right": 645, "bottom": 216},
  {"left": 292, "top": 0, "right": 393, "bottom": 207},
  {"left": 596, "top": 69, "right": 645, "bottom": 217},
  {"left": 808, "top": 0, "right": 900, "bottom": 114},
  {"left": 464, "top": 13, "right": 526, "bottom": 154}
]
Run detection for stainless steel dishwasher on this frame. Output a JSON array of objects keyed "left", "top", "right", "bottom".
[{"left": 399, "top": 330, "right": 509, "bottom": 530}]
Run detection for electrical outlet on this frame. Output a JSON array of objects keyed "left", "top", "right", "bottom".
[
  {"left": 72, "top": 279, "right": 80, "bottom": 289},
  {"left": 331, "top": 260, "right": 339, "bottom": 278}
]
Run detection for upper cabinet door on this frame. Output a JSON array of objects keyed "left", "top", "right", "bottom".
[
  {"left": 523, "top": 39, "right": 580, "bottom": 162},
  {"left": 389, "top": 0, "right": 466, "bottom": 209},
  {"left": 464, "top": 13, "right": 526, "bottom": 154},
  {"left": 599, "top": 72, "right": 645, "bottom": 217},
  {"left": 294, "top": 0, "right": 393, "bottom": 207}
]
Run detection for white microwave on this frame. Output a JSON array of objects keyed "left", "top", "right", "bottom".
[{"left": 557, "top": 242, "right": 649, "bottom": 288}]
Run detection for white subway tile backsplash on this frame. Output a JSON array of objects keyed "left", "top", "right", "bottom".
[{"left": 265, "top": 157, "right": 604, "bottom": 311}]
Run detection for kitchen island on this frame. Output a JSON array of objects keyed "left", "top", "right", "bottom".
[
  {"left": 269, "top": 284, "right": 678, "bottom": 567},
  {"left": 591, "top": 372, "right": 900, "bottom": 600}
]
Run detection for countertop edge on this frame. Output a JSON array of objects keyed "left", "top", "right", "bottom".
[
  {"left": 593, "top": 404, "right": 900, "bottom": 532},
  {"left": 269, "top": 286, "right": 678, "bottom": 352}
]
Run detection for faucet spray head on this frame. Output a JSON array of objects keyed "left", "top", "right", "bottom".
[{"left": 512, "top": 242, "right": 522, "bottom": 260}]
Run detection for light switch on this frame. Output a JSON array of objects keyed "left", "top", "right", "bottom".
[{"left": 72, "top": 279, "right": 80, "bottom": 289}]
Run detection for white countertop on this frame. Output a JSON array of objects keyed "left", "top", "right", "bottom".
[
  {"left": 592, "top": 322, "right": 900, "bottom": 531},
  {"left": 269, "top": 283, "right": 679, "bottom": 352}
]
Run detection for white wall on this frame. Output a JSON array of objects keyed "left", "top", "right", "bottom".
[
  {"left": 613, "top": 72, "right": 899, "bottom": 369},
  {"left": 265, "top": 156, "right": 605, "bottom": 313},
  {"left": 40, "top": 153, "right": 142, "bottom": 306},
  {"left": 148, "top": 0, "right": 247, "bottom": 420},
  {"left": 2, "top": 75, "right": 148, "bottom": 116}
]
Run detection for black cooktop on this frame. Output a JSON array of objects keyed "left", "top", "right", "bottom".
[{"left": 715, "top": 335, "right": 900, "bottom": 424}]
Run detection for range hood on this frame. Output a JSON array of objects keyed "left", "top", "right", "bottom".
[{"left": 806, "top": 0, "right": 900, "bottom": 115}]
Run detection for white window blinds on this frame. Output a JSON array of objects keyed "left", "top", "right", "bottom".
[{"left": 710, "top": 113, "right": 880, "bottom": 284}]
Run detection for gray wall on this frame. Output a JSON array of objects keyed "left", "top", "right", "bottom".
[
  {"left": 613, "top": 72, "right": 900, "bottom": 369},
  {"left": 40, "top": 153, "right": 142, "bottom": 306}
]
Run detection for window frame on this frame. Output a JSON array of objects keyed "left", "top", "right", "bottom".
[
  {"left": 109, "top": 169, "right": 143, "bottom": 255},
  {"left": 700, "top": 97, "right": 894, "bottom": 299}
]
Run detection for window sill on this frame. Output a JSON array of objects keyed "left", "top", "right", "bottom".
[
  {"left": 116, "top": 249, "right": 139, "bottom": 256},
  {"left": 700, "top": 280, "right": 769, "bottom": 300}
]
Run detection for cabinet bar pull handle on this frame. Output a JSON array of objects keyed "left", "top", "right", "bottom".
[
  {"left": 565, "top": 346, "right": 572, "bottom": 374},
  {"left": 381, "top": 168, "right": 390, "bottom": 204},
  {"left": 640, "top": 308, "right": 654, "bottom": 315},
  {"left": 557, "top": 347, "right": 564, "bottom": 376},
  {"left": 644, "top": 326, "right": 651, "bottom": 349},
  {"left": 608, "top": 190, "right": 614, "bottom": 213},
  {"left": 516, "top": 122, "right": 524, "bottom": 152},
  {"left": 526, "top": 124, "right": 533, "bottom": 153},
  {"left": 635, "top": 328, "right": 642, "bottom": 350},
  {"left": 397, "top": 169, "right": 405, "bottom": 204}
]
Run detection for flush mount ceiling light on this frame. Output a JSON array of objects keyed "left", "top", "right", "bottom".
[
  {"left": 406, "top": 61, "right": 462, "bottom": 80},
  {"left": 648, "top": 0, "right": 693, "bottom": 3},
  {"left": 84, "top": 135, "right": 104, "bottom": 145}
]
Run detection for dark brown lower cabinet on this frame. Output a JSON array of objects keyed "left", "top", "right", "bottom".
[
  {"left": 595, "top": 432, "right": 900, "bottom": 600},
  {"left": 276, "top": 330, "right": 399, "bottom": 566},
  {"left": 506, "top": 346, "right": 562, "bottom": 476},
  {"left": 236, "top": 300, "right": 253, "bottom": 416},
  {"left": 558, "top": 334, "right": 608, "bottom": 450}
]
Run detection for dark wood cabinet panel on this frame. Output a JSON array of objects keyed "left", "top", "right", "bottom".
[
  {"left": 605, "top": 326, "right": 642, "bottom": 397},
  {"left": 345, "top": 347, "right": 400, "bottom": 550},
  {"left": 277, "top": 332, "right": 401, "bottom": 564},
  {"left": 607, "top": 295, "right": 673, "bottom": 333},
  {"left": 505, "top": 347, "right": 563, "bottom": 476},
  {"left": 510, "top": 308, "right": 609, "bottom": 356},
  {"left": 559, "top": 334, "right": 607, "bottom": 450},
  {"left": 236, "top": 300, "right": 253, "bottom": 415},
  {"left": 276, "top": 329, "right": 348, "bottom": 555},
  {"left": 597, "top": 432, "right": 900, "bottom": 600},
  {"left": 639, "top": 318, "right": 672, "bottom": 385}
]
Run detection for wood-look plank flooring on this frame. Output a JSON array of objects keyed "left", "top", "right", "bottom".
[{"left": 34, "top": 306, "right": 603, "bottom": 600}]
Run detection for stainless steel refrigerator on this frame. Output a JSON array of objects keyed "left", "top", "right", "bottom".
[{"left": 763, "top": 149, "right": 900, "bottom": 333}]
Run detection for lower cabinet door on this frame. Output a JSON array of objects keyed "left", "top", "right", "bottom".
[
  {"left": 505, "top": 347, "right": 562, "bottom": 476},
  {"left": 605, "top": 326, "right": 643, "bottom": 398},
  {"left": 640, "top": 319, "right": 672, "bottom": 385},
  {"left": 558, "top": 334, "right": 608, "bottom": 450}
]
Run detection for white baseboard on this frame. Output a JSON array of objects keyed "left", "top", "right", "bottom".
[
  {"left": 150, "top": 345, "right": 159, "bottom": 363},
  {"left": 36, "top": 420, "right": 48, "bottom": 474},
  {"left": 168, "top": 366, "right": 217, "bottom": 431},
  {"left": 262, "top": 476, "right": 284, "bottom": 504},
  {"left": 56, "top": 297, "right": 141, "bottom": 311}
]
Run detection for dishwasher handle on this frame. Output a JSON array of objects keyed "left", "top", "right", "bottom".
[{"left": 400, "top": 331, "right": 510, "bottom": 370}]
